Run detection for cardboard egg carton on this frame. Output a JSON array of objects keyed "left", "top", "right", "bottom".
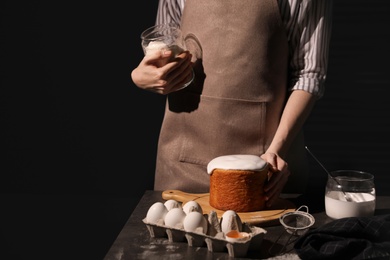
[{"left": 142, "top": 212, "right": 267, "bottom": 258}]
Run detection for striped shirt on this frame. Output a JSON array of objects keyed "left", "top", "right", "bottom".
[{"left": 155, "top": 0, "right": 333, "bottom": 98}]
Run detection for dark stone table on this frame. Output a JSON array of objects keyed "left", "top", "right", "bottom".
[{"left": 104, "top": 190, "right": 390, "bottom": 260}]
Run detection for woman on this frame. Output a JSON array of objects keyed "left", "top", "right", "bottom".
[{"left": 131, "top": 0, "right": 333, "bottom": 207}]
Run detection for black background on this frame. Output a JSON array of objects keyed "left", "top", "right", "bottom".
[{"left": 1, "top": 1, "right": 389, "bottom": 259}]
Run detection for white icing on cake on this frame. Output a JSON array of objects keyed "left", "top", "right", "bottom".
[{"left": 207, "top": 154, "right": 267, "bottom": 174}]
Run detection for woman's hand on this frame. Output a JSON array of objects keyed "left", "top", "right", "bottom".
[
  {"left": 261, "top": 152, "right": 290, "bottom": 207},
  {"left": 131, "top": 50, "right": 193, "bottom": 95}
]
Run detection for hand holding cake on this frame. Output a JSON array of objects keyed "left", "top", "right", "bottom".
[{"left": 260, "top": 152, "right": 291, "bottom": 207}]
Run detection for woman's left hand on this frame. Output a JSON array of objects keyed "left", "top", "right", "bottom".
[{"left": 260, "top": 152, "right": 290, "bottom": 207}]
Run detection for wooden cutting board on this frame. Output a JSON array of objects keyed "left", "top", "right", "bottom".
[{"left": 162, "top": 189, "right": 296, "bottom": 226}]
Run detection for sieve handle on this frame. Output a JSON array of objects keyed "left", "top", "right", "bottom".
[{"left": 296, "top": 205, "right": 309, "bottom": 213}]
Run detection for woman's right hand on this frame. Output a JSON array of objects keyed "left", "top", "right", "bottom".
[{"left": 131, "top": 50, "right": 193, "bottom": 95}]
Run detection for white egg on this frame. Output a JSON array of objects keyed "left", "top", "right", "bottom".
[
  {"left": 164, "top": 207, "right": 186, "bottom": 228},
  {"left": 221, "top": 210, "right": 242, "bottom": 233},
  {"left": 146, "top": 202, "right": 168, "bottom": 224},
  {"left": 164, "top": 199, "right": 182, "bottom": 211},
  {"left": 183, "top": 211, "right": 208, "bottom": 234},
  {"left": 182, "top": 200, "right": 203, "bottom": 214}
]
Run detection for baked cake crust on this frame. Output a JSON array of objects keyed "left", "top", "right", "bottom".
[{"left": 209, "top": 168, "right": 269, "bottom": 212}]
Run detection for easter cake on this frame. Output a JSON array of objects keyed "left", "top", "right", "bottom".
[{"left": 207, "top": 154, "right": 269, "bottom": 212}]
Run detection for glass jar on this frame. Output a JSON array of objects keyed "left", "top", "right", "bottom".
[{"left": 325, "top": 170, "right": 375, "bottom": 219}]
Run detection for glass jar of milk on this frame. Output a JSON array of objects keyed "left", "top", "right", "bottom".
[{"left": 325, "top": 170, "right": 375, "bottom": 219}]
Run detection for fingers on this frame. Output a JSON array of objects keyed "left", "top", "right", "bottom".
[
  {"left": 143, "top": 49, "right": 173, "bottom": 66},
  {"left": 165, "top": 57, "right": 193, "bottom": 92},
  {"left": 163, "top": 51, "right": 192, "bottom": 76},
  {"left": 261, "top": 152, "right": 290, "bottom": 207},
  {"left": 157, "top": 51, "right": 193, "bottom": 94},
  {"left": 134, "top": 51, "right": 193, "bottom": 95},
  {"left": 264, "top": 169, "right": 290, "bottom": 207},
  {"left": 261, "top": 153, "right": 278, "bottom": 172}
]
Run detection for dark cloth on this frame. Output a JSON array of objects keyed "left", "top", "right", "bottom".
[{"left": 294, "top": 214, "right": 390, "bottom": 260}]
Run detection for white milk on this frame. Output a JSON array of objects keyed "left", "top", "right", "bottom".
[
  {"left": 145, "top": 41, "right": 169, "bottom": 54},
  {"left": 325, "top": 190, "right": 375, "bottom": 219},
  {"left": 145, "top": 41, "right": 184, "bottom": 57}
]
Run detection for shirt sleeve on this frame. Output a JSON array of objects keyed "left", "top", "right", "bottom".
[
  {"left": 155, "top": 0, "right": 184, "bottom": 27},
  {"left": 287, "top": 0, "right": 333, "bottom": 99}
]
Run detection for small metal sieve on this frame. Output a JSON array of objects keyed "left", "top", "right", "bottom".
[
  {"left": 269, "top": 205, "right": 315, "bottom": 256},
  {"left": 279, "top": 205, "right": 315, "bottom": 236}
]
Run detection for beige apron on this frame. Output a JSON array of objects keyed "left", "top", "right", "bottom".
[{"left": 154, "top": 0, "right": 309, "bottom": 193}]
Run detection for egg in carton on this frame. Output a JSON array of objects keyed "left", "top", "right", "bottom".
[
  {"left": 205, "top": 210, "right": 267, "bottom": 257},
  {"left": 142, "top": 200, "right": 267, "bottom": 257}
]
